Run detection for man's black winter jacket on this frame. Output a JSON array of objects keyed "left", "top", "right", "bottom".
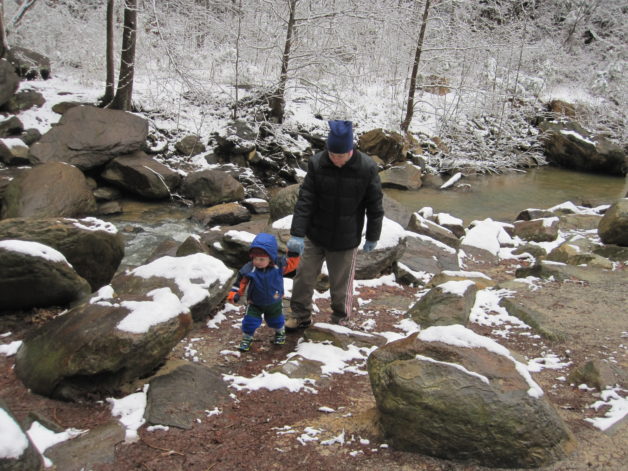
[{"left": 290, "top": 149, "right": 384, "bottom": 251}]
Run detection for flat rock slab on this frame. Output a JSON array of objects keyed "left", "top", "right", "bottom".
[
  {"left": 144, "top": 363, "right": 229, "bottom": 429},
  {"left": 45, "top": 421, "right": 125, "bottom": 471}
]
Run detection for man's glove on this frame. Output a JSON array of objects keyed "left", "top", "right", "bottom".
[
  {"left": 227, "top": 291, "right": 240, "bottom": 303},
  {"left": 362, "top": 240, "right": 377, "bottom": 252},
  {"left": 287, "top": 236, "right": 305, "bottom": 255}
]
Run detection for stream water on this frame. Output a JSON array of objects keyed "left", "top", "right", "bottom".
[
  {"left": 104, "top": 167, "right": 626, "bottom": 269},
  {"left": 386, "top": 167, "right": 626, "bottom": 225}
]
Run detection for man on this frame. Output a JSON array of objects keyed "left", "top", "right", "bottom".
[{"left": 285, "top": 120, "right": 384, "bottom": 329}]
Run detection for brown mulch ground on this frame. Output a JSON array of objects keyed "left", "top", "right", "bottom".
[{"left": 1, "top": 262, "right": 627, "bottom": 471}]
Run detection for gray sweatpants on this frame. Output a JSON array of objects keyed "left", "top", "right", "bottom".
[{"left": 290, "top": 238, "right": 358, "bottom": 321}]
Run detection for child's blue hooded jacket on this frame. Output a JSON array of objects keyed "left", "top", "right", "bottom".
[{"left": 229, "top": 233, "right": 299, "bottom": 306}]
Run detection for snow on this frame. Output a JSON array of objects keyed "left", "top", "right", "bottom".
[
  {"left": 440, "top": 172, "right": 462, "bottom": 189},
  {"left": 418, "top": 325, "right": 544, "bottom": 398},
  {"left": 26, "top": 422, "right": 86, "bottom": 467},
  {"left": 129, "top": 254, "right": 234, "bottom": 308},
  {"left": 437, "top": 280, "right": 475, "bottom": 296},
  {"left": 0, "top": 340, "right": 22, "bottom": 356},
  {"left": 585, "top": 387, "right": 628, "bottom": 431},
  {"left": 416, "top": 354, "right": 489, "bottom": 384},
  {"left": 118, "top": 287, "right": 188, "bottom": 333},
  {"left": 0, "top": 409, "right": 29, "bottom": 459},
  {"left": 70, "top": 217, "right": 118, "bottom": 234},
  {"left": 224, "top": 230, "right": 256, "bottom": 245},
  {"left": 560, "top": 129, "right": 596, "bottom": 147},
  {"left": 461, "top": 219, "right": 513, "bottom": 257},
  {"left": 0, "top": 240, "right": 70, "bottom": 266},
  {"left": 106, "top": 385, "right": 149, "bottom": 442}
]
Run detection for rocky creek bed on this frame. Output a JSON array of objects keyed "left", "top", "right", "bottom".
[{"left": 1, "top": 254, "right": 626, "bottom": 471}]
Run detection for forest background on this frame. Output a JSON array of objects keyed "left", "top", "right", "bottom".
[{"left": 0, "top": 0, "right": 626, "bottom": 174}]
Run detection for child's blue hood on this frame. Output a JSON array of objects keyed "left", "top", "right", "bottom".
[{"left": 250, "top": 233, "right": 279, "bottom": 263}]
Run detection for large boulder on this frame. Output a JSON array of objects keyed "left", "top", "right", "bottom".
[
  {"left": 379, "top": 162, "right": 422, "bottom": 190},
  {"left": 0, "top": 240, "right": 91, "bottom": 311},
  {"left": 0, "top": 138, "right": 30, "bottom": 166},
  {"left": 14, "top": 253, "right": 235, "bottom": 400},
  {"left": 539, "top": 120, "right": 626, "bottom": 176},
  {"left": 513, "top": 216, "right": 560, "bottom": 242},
  {"left": 0, "top": 217, "right": 124, "bottom": 291},
  {"left": 0, "top": 398, "right": 44, "bottom": 471},
  {"left": 2, "top": 89, "right": 45, "bottom": 113},
  {"left": 368, "top": 325, "right": 576, "bottom": 468},
  {"left": 395, "top": 232, "right": 459, "bottom": 285},
  {"left": 0, "top": 59, "right": 20, "bottom": 108},
  {"left": 460, "top": 219, "right": 513, "bottom": 264},
  {"left": 598, "top": 198, "right": 628, "bottom": 246},
  {"left": 100, "top": 151, "right": 182, "bottom": 199},
  {"left": 358, "top": 128, "right": 408, "bottom": 165},
  {"left": 110, "top": 254, "right": 236, "bottom": 322},
  {"left": 408, "top": 212, "right": 459, "bottom": 248},
  {"left": 0, "top": 115, "right": 24, "bottom": 138},
  {"left": 28, "top": 106, "right": 148, "bottom": 171},
  {"left": 191, "top": 202, "right": 251, "bottom": 228},
  {"left": 1, "top": 162, "right": 97, "bottom": 219},
  {"left": 408, "top": 280, "right": 477, "bottom": 327},
  {"left": 355, "top": 218, "right": 406, "bottom": 279},
  {"left": 7, "top": 46, "right": 51, "bottom": 80},
  {"left": 180, "top": 169, "right": 244, "bottom": 206},
  {"left": 174, "top": 135, "right": 206, "bottom": 156},
  {"left": 268, "top": 183, "right": 299, "bottom": 223}
]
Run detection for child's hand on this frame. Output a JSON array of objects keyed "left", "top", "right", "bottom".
[{"left": 227, "top": 291, "right": 240, "bottom": 303}]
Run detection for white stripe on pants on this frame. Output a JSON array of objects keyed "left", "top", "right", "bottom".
[{"left": 290, "top": 238, "right": 358, "bottom": 321}]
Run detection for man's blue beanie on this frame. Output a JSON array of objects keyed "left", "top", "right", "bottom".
[{"left": 327, "top": 120, "right": 354, "bottom": 153}]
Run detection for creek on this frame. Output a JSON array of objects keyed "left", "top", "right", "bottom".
[
  {"left": 387, "top": 167, "right": 626, "bottom": 225},
  {"left": 104, "top": 167, "right": 626, "bottom": 270}
]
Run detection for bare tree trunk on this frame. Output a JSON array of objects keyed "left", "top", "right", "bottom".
[
  {"left": 102, "top": 0, "right": 115, "bottom": 106},
  {"left": 11, "top": 0, "right": 37, "bottom": 28},
  {"left": 233, "top": 0, "right": 242, "bottom": 119},
  {"left": 0, "top": 1, "right": 8, "bottom": 59},
  {"left": 110, "top": 0, "right": 137, "bottom": 111},
  {"left": 401, "top": 0, "right": 431, "bottom": 132},
  {"left": 269, "top": 0, "right": 297, "bottom": 123}
]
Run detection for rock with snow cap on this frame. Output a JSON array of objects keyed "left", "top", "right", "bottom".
[
  {"left": 539, "top": 120, "right": 626, "bottom": 176},
  {"left": 28, "top": 105, "right": 148, "bottom": 171},
  {"left": 14, "top": 253, "right": 235, "bottom": 400},
  {"left": 100, "top": 151, "right": 182, "bottom": 199},
  {"left": 408, "top": 280, "right": 477, "bottom": 328},
  {"left": 367, "top": 325, "right": 576, "bottom": 468},
  {"left": 513, "top": 217, "right": 560, "bottom": 242},
  {"left": 0, "top": 217, "right": 124, "bottom": 291},
  {"left": 0, "top": 240, "right": 91, "bottom": 311}
]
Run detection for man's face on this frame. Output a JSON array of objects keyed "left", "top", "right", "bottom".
[{"left": 328, "top": 149, "right": 353, "bottom": 167}]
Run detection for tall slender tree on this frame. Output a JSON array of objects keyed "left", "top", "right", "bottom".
[
  {"left": 401, "top": 0, "right": 431, "bottom": 132},
  {"left": 110, "top": 0, "right": 137, "bottom": 111},
  {"left": 269, "top": 0, "right": 297, "bottom": 123},
  {"left": 102, "top": 0, "right": 115, "bottom": 106},
  {"left": 0, "top": 1, "right": 8, "bottom": 59}
]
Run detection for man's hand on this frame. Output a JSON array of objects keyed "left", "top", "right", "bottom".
[
  {"left": 362, "top": 240, "right": 377, "bottom": 252},
  {"left": 287, "top": 236, "right": 305, "bottom": 255},
  {"left": 227, "top": 291, "right": 240, "bottom": 303}
]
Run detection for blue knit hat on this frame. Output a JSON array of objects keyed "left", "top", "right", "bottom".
[{"left": 327, "top": 120, "right": 354, "bottom": 153}]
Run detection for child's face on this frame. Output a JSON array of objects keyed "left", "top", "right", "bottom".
[{"left": 252, "top": 255, "right": 270, "bottom": 269}]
